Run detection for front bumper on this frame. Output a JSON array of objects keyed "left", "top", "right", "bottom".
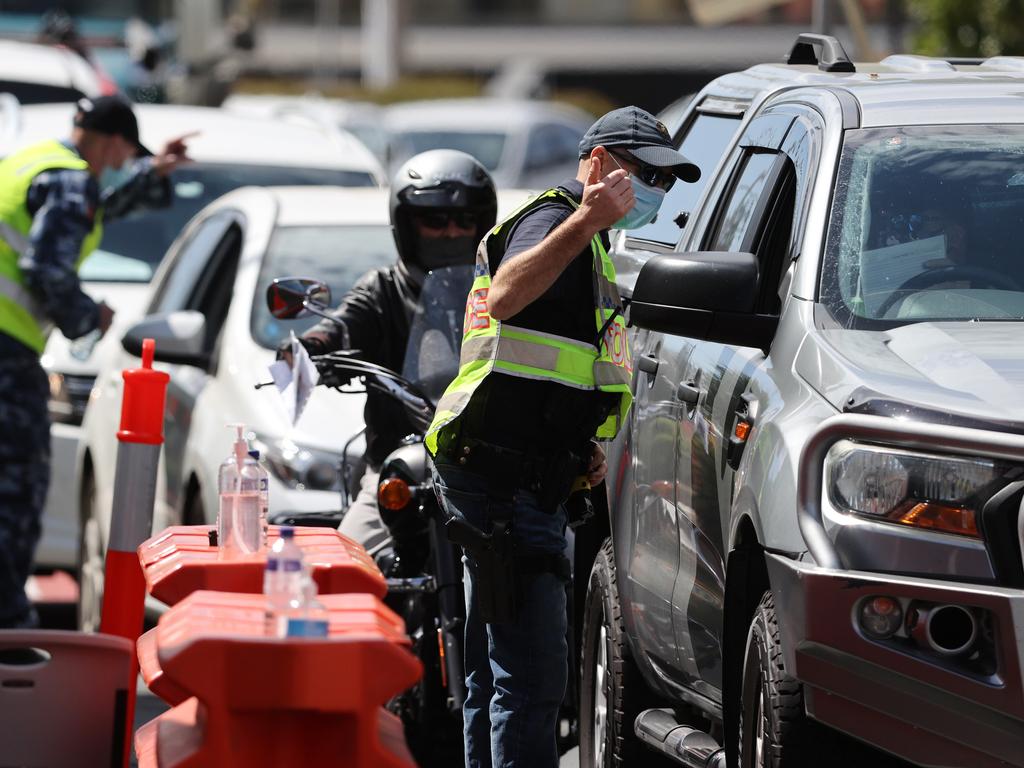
[{"left": 767, "top": 554, "right": 1024, "bottom": 768}]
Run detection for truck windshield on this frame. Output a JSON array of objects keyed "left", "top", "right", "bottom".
[{"left": 820, "top": 125, "right": 1024, "bottom": 327}]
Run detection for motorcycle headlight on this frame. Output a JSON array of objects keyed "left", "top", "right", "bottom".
[
  {"left": 253, "top": 435, "right": 342, "bottom": 492},
  {"left": 825, "top": 441, "right": 1010, "bottom": 538}
]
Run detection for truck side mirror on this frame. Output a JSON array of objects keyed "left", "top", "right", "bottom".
[
  {"left": 629, "top": 251, "right": 778, "bottom": 350},
  {"left": 266, "top": 277, "right": 331, "bottom": 319}
]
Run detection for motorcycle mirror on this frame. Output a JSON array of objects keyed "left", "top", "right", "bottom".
[{"left": 266, "top": 277, "right": 332, "bottom": 319}]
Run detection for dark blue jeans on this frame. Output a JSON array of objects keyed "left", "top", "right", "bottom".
[{"left": 433, "top": 462, "right": 568, "bottom": 768}]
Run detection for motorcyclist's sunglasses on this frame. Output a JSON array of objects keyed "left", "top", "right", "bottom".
[
  {"left": 415, "top": 211, "right": 479, "bottom": 231},
  {"left": 608, "top": 150, "right": 676, "bottom": 192}
]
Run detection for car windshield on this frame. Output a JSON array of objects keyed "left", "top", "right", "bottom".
[
  {"left": 820, "top": 125, "right": 1024, "bottom": 328},
  {"left": 251, "top": 224, "right": 398, "bottom": 349},
  {"left": 390, "top": 130, "right": 506, "bottom": 171},
  {"left": 80, "top": 164, "right": 376, "bottom": 283}
]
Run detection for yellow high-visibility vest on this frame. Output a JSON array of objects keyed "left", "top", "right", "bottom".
[
  {"left": 426, "top": 188, "right": 633, "bottom": 455},
  {"left": 0, "top": 139, "right": 103, "bottom": 353}
]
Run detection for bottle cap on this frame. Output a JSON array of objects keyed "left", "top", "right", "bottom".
[{"left": 280, "top": 526, "right": 294, "bottom": 539}]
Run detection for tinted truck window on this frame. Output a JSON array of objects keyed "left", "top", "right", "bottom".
[{"left": 627, "top": 112, "right": 741, "bottom": 246}]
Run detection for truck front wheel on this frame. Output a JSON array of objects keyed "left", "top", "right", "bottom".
[
  {"left": 738, "top": 591, "right": 811, "bottom": 768},
  {"left": 579, "top": 539, "right": 672, "bottom": 767}
]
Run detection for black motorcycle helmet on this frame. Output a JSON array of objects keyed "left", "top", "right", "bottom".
[{"left": 390, "top": 149, "right": 497, "bottom": 279}]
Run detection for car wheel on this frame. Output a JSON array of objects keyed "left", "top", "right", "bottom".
[
  {"left": 76, "top": 468, "right": 104, "bottom": 633},
  {"left": 579, "top": 538, "right": 671, "bottom": 768},
  {"left": 738, "top": 591, "right": 810, "bottom": 768}
]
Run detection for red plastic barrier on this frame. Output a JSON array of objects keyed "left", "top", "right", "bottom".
[
  {"left": 134, "top": 590, "right": 420, "bottom": 767},
  {"left": 137, "top": 525, "right": 386, "bottom": 606}
]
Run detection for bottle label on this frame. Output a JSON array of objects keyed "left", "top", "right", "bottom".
[
  {"left": 265, "top": 559, "right": 279, "bottom": 571},
  {"left": 285, "top": 618, "right": 329, "bottom": 638},
  {"left": 282, "top": 560, "right": 302, "bottom": 572}
]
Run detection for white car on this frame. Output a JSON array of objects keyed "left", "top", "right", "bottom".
[
  {"left": 0, "top": 40, "right": 104, "bottom": 105},
  {"left": 0, "top": 102, "right": 384, "bottom": 571},
  {"left": 383, "top": 98, "right": 592, "bottom": 188},
  {"left": 75, "top": 184, "right": 535, "bottom": 629},
  {"left": 221, "top": 93, "right": 387, "bottom": 163}
]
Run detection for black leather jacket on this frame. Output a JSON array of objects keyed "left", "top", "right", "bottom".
[{"left": 299, "top": 264, "right": 420, "bottom": 468}]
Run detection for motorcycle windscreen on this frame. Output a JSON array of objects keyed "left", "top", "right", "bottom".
[{"left": 401, "top": 265, "right": 474, "bottom": 404}]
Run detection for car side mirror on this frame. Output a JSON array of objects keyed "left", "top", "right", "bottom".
[
  {"left": 266, "top": 277, "right": 331, "bottom": 319},
  {"left": 629, "top": 251, "right": 778, "bottom": 350},
  {"left": 121, "top": 310, "right": 210, "bottom": 367}
]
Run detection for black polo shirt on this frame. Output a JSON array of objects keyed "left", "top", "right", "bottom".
[{"left": 458, "top": 180, "right": 617, "bottom": 454}]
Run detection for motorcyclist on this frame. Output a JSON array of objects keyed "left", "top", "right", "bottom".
[{"left": 281, "top": 149, "right": 497, "bottom": 555}]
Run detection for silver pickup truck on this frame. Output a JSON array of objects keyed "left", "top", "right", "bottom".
[{"left": 572, "top": 34, "right": 1024, "bottom": 768}]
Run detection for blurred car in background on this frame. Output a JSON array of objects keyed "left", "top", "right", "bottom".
[
  {"left": 383, "top": 97, "right": 592, "bottom": 188},
  {"left": 0, "top": 39, "right": 104, "bottom": 104},
  {"left": 74, "top": 184, "right": 534, "bottom": 629},
  {"left": 221, "top": 93, "right": 387, "bottom": 163},
  {"left": 0, "top": 102, "right": 384, "bottom": 572}
]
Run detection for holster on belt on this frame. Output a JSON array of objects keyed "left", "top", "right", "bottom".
[{"left": 446, "top": 513, "right": 571, "bottom": 624}]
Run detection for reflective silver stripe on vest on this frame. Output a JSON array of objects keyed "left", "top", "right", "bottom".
[
  {"left": 594, "top": 360, "right": 630, "bottom": 387},
  {"left": 0, "top": 272, "right": 51, "bottom": 331},
  {"left": 0, "top": 220, "right": 30, "bottom": 255},
  {"left": 0, "top": 221, "right": 54, "bottom": 333},
  {"left": 435, "top": 388, "right": 474, "bottom": 417}
]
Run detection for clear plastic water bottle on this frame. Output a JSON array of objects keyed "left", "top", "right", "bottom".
[
  {"left": 264, "top": 526, "right": 310, "bottom": 635},
  {"left": 217, "top": 424, "right": 263, "bottom": 558},
  {"left": 281, "top": 576, "right": 329, "bottom": 638},
  {"left": 248, "top": 449, "right": 270, "bottom": 548}
]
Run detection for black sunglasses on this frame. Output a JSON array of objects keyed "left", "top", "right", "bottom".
[
  {"left": 415, "top": 211, "right": 479, "bottom": 230},
  {"left": 610, "top": 151, "right": 676, "bottom": 191}
]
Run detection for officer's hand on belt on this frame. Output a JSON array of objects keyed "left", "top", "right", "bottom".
[
  {"left": 587, "top": 442, "right": 608, "bottom": 486},
  {"left": 97, "top": 301, "right": 115, "bottom": 335},
  {"left": 579, "top": 153, "right": 634, "bottom": 232}
]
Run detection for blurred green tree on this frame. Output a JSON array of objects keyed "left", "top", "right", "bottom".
[{"left": 910, "top": 0, "right": 1024, "bottom": 56}]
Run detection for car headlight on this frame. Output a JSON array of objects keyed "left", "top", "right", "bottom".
[
  {"left": 252, "top": 435, "right": 342, "bottom": 492},
  {"left": 825, "top": 440, "right": 1010, "bottom": 538}
]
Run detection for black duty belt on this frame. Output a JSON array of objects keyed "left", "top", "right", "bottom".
[{"left": 435, "top": 436, "right": 587, "bottom": 511}]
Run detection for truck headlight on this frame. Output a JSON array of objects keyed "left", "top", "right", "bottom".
[
  {"left": 253, "top": 435, "right": 341, "bottom": 492},
  {"left": 825, "top": 441, "right": 1008, "bottom": 538}
]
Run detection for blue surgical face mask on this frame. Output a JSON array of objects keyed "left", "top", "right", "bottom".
[{"left": 608, "top": 155, "right": 667, "bottom": 229}]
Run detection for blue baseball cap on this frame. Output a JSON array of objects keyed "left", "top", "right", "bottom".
[{"left": 579, "top": 105, "right": 699, "bottom": 183}]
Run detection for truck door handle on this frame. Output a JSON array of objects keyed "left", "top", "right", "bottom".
[
  {"left": 637, "top": 354, "right": 660, "bottom": 376},
  {"left": 675, "top": 379, "right": 701, "bottom": 405}
]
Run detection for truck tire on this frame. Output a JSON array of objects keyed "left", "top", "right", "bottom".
[
  {"left": 738, "top": 591, "right": 811, "bottom": 768},
  {"left": 579, "top": 538, "right": 671, "bottom": 768}
]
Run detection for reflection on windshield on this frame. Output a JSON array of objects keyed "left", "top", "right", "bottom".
[
  {"left": 391, "top": 131, "right": 506, "bottom": 171},
  {"left": 822, "top": 126, "right": 1024, "bottom": 326},
  {"left": 80, "top": 164, "right": 376, "bottom": 283},
  {"left": 250, "top": 224, "right": 397, "bottom": 349}
]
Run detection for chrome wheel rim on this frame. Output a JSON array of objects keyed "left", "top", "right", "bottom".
[
  {"left": 754, "top": 673, "right": 766, "bottom": 768},
  {"left": 592, "top": 620, "right": 609, "bottom": 767}
]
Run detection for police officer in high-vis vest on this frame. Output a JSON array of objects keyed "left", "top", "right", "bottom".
[
  {"left": 427, "top": 106, "right": 699, "bottom": 768},
  {"left": 0, "top": 96, "right": 192, "bottom": 628}
]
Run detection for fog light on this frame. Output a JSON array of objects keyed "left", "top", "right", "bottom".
[{"left": 858, "top": 596, "right": 903, "bottom": 640}]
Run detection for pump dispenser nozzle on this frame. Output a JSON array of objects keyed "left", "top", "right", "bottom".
[{"left": 228, "top": 423, "right": 247, "bottom": 475}]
